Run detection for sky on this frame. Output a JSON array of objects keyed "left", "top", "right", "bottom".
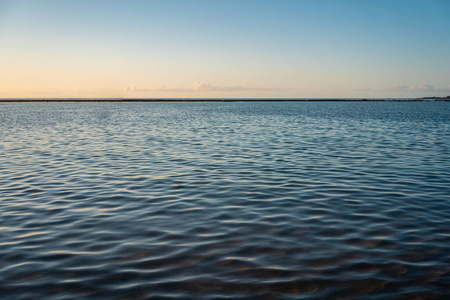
[{"left": 0, "top": 0, "right": 449, "bottom": 98}]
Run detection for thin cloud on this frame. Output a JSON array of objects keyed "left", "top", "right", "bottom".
[
  {"left": 354, "top": 83, "right": 450, "bottom": 94},
  {"left": 388, "top": 85, "right": 410, "bottom": 91},
  {"left": 389, "top": 83, "right": 434, "bottom": 92},
  {"left": 126, "top": 83, "right": 192, "bottom": 93},
  {"left": 413, "top": 83, "right": 434, "bottom": 92},
  {"left": 193, "top": 81, "right": 292, "bottom": 92},
  {"left": 387, "top": 83, "right": 450, "bottom": 93},
  {"left": 126, "top": 81, "right": 292, "bottom": 93}
]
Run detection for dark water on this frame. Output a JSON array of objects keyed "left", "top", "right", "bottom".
[{"left": 1, "top": 102, "right": 449, "bottom": 299}]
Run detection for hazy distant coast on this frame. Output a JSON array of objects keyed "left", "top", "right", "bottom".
[{"left": 1, "top": 97, "right": 449, "bottom": 103}]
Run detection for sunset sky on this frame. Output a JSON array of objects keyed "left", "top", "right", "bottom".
[{"left": 0, "top": 0, "right": 449, "bottom": 98}]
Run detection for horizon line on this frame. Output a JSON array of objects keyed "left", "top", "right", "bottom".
[{"left": 1, "top": 97, "right": 449, "bottom": 103}]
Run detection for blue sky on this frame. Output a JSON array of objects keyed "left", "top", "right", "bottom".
[{"left": 0, "top": 0, "right": 449, "bottom": 98}]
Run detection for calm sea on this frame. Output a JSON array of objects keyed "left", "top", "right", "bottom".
[{"left": 1, "top": 102, "right": 449, "bottom": 299}]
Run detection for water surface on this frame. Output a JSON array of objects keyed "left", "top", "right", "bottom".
[{"left": 1, "top": 102, "right": 449, "bottom": 299}]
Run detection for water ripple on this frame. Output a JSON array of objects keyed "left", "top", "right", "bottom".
[{"left": 1, "top": 102, "right": 449, "bottom": 299}]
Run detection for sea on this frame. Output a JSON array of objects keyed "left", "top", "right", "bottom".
[{"left": 1, "top": 101, "right": 449, "bottom": 299}]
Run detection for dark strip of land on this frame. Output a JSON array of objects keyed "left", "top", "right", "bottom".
[{"left": 1, "top": 98, "right": 449, "bottom": 102}]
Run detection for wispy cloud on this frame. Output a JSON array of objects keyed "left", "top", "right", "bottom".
[
  {"left": 388, "top": 83, "right": 435, "bottom": 92},
  {"left": 389, "top": 83, "right": 450, "bottom": 93},
  {"left": 388, "top": 85, "right": 410, "bottom": 91},
  {"left": 126, "top": 83, "right": 192, "bottom": 93},
  {"left": 126, "top": 81, "right": 292, "bottom": 93},
  {"left": 354, "top": 83, "right": 450, "bottom": 94},
  {"left": 193, "top": 81, "right": 292, "bottom": 92}
]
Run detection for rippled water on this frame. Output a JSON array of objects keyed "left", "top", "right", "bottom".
[{"left": 1, "top": 102, "right": 450, "bottom": 299}]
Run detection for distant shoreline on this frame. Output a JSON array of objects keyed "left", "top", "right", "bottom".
[{"left": 1, "top": 98, "right": 449, "bottom": 103}]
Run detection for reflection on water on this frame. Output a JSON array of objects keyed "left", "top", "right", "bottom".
[{"left": 1, "top": 102, "right": 449, "bottom": 299}]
